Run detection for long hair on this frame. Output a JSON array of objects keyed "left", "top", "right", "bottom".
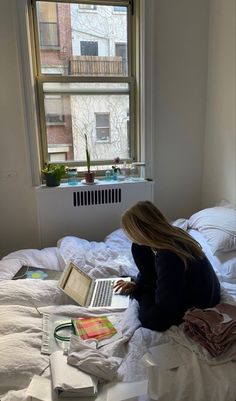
[{"left": 121, "top": 201, "right": 204, "bottom": 267}]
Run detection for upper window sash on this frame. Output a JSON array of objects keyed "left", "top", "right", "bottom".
[{"left": 33, "top": 0, "right": 133, "bottom": 80}]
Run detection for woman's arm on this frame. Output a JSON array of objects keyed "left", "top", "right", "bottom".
[
  {"left": 131, "top": 243, "right": 157, "bottom": 292},
  {"left": 139, "top": 251, "right": 187, "bottom": 331},
  {"left": 114, "top": 243, "right": 157, "bottom": 298}
]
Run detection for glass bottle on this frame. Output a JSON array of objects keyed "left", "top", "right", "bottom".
[
  {"left": 67, "top": 168, "right": 78, "bottom": 185},
  {"left": 105, "top": 170, "right": 112, "bottom": 181}
]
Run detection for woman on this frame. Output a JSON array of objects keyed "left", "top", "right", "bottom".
[{"left": 114, "top": 201, "right": 221, "bottom": 332}]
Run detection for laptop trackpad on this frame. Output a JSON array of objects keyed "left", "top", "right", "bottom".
[{"left": 111, "top": 293, "right": 129, "bottom": 308}]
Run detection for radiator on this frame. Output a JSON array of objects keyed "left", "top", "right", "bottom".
[{"left": 35, "top": 180, "right": 154, "bottom": 247}]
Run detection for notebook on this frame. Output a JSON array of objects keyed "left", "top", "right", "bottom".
[
  {"left": 12, "top": 265, "right": 62, "bottom": 281},
  {"left": 58, "top": 262, "right": 131, "bottom": 309},
  {"left": 50, "top": 351, "right": 98, "bottom": 398}
]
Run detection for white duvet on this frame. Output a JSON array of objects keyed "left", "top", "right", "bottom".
[{"left": 0, "top": 229, "right": 236, "bottom": 401}]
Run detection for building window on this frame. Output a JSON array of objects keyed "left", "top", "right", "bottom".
[
  {"left": 45, "top": 96, "right": 65, "bottom": 125},
  {"left": 81, "top": 41, "right": 98, "bottom": 56},
  {"left": 114, "top": 6, "right": 126, "bottom": 12},
  {"left": 95, "top": 113, "right": 110, "bottom": 142},
  {"left": 37, "top": 2, "right": 59, "bottom": 48},
  {"left": 31, "top": 0, "right": 139, "bottom": 173},
  {"left": 115, "top": 43, "right": 127, "bottom": 76},
  {"left": 49, "top": 152, "right": 67, "bottom": 162},
  {"left": 79, "top": 4, "right": 97, "bottom": 11}
]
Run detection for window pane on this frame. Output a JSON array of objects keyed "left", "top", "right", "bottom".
[
  {"left": 45, "top": 95, "right": 65, "bottom": 124},
  {"left": 96, "top": 113, "right": 109, "bottom": 127},
  {"left": 49, "top": 152, "right": 67, "bottom": 161},
  {"left": 96, "top": 113, "right": 110, "bottom": 142},
  {"left": 39, "top": 22, "right": 59, "bottom": 47},
  {"left": 43, "top": 91, "right": 130, "bottom": 162},
  {"left": 36, "top": 2, "right": 128, "bottom": 76},
  {"left": 37, "top": 2, "right": 59, "bottom": 48},
  {"left": 81, "top": 41, "right": 98, "bottom": 56},
  {"left": 79, "top": 4, "right": 97, "bottom": 10},
  {"left": 38, "top": 2, "right": 57, "bottom": 22},
  {"left": 114, "top": 6, "right": 126, "bottom": 12}
]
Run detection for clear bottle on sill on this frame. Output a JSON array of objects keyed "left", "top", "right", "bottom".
[
  {"left": 105, "top": 170, "right": 112, "bottom": 181},
  {"left": 67, "top": 168, "right": 78, "bottom": 185},
  {"left": 130, "top": 162, "right": 145, "bottom": 180}
]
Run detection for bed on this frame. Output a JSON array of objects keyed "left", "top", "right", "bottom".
[{"left": 0, "top": 203, "right": 236, "bottom": 401}]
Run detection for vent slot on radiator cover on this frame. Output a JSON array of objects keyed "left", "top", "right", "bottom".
[{"left": 73, "top": 188, "right": 122, "bottom": 206}]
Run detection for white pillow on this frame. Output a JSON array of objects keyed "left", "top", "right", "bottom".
[
  {"left": 215, "top": 251, "right": 236, "bottom": 279},
  {"left": 188, "top": 205, "right": 236, "bottom": 254}
]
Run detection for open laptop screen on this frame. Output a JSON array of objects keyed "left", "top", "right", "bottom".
[{"left": 59, "top": 263, "right": 92, "bottom": 306}]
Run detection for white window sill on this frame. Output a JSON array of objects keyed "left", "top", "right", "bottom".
[{"left": 36, "top": 177, "right": 152, "bottom": 190}]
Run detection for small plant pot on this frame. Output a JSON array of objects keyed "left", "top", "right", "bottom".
[
  {"left": 84, "top": 171, "right": 95, "bottom": 184},
  {"left": 44, "top": 175, "right": 61, "bottom": 187}
]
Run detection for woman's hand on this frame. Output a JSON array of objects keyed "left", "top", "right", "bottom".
[{"left": 113, "top": 280, "right": 137, "bottom": 295}]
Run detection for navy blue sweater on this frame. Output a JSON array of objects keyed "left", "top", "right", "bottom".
[{"left": 131, "top": 243, "right": 221, "bottom": 331}]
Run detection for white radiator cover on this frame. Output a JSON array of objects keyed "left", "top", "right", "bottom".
[{"left": 36, "top": 180, "right": 154, "bottom": 247}]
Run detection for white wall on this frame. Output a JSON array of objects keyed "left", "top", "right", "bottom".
[
  {"left": 148, "top": 0, "right": 209, "bottom": 220},
  {"left": 202, "top": 0, "right": 236, "bottom": 207},
  {"left": 0, "top": 0, "right": 40, "bottom": 258}
]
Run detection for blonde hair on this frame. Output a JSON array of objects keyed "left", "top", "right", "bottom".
[{"left": 121, "top": 201, "right": 204, "bottom": 267}]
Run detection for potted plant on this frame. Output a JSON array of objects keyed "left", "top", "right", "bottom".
[
  {"left": 41, "top": 163, "right": 66, "bottom": 187},
  {"left": 84, "top": 134, "right": 95, "bottom": 184}
]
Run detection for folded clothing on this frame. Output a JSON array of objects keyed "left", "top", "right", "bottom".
[
  {"left": 183, "top": 303, "right": 236, "bottom": 358},
  {"left": 67, "top": 335, "right": 122, "bottom": 382}
]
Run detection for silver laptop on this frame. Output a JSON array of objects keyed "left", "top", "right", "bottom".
[{"left": 58, "top": 262, "right": 131, "bottom": 310}]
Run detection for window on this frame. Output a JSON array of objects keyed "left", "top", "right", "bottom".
[
  {"left": 45, "top": 95, "right": 65, "bottom": 125},
  {"left": 79, "top": 4, "right": 97, "bottom": 10},
  {"left": 95, "top": 113, "right": 110, "bottom": 142},
  {"left": 81, "top": 41, "right": 98, "bottom": 56},
  {"left": 49, "top": 152, "right": 67, "bottom": 162},
  {"left": 31, "top": 0, "right": 139, "bottom": 172},
  {"left": 115, "top": 43, "right": 127, "bottom": 75},
  {"left": 37, "top": 2, "right": 59, "bottom": 48},
  {"left": 114, "top": 6, "right": 126, "bottom": 12}
]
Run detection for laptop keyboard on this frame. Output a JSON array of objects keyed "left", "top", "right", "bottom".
[{"left": 92, "top": 280, "right": 115, "bottom": 307}]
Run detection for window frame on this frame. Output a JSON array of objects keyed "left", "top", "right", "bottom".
[{"left": 31, "top": 0, "right": 140, "bottom": 174}]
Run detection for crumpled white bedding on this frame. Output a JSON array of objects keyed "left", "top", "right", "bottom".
[
  {"left": 2, "top": 247, "right": 60, "bottom": 272},
  {"left": 0, "top": 229, "right": 236, "bottom": 401}
]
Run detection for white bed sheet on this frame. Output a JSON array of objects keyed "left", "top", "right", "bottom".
[
  {"left": 2, "top": 247, "right": 61, "bottom": 273},
  {"left": 0, "top": 229, "right": 235, "bottom": 401},
  {"left": 189, "top": 229, "right": 236, "bottom": 303}
]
